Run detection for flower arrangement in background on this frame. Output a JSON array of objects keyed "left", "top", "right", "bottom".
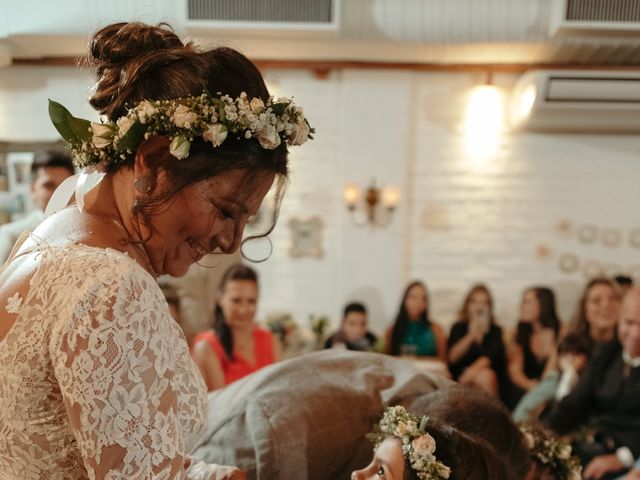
[
  {"left": 309, "top": 314, "right": 330, "bottom": 349},
  {"left": 265, "top": 311, "right": 314, "bottom": 359}
]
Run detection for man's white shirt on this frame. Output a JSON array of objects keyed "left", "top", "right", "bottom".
[{"left": 0, "top": 210, "right": 44, "bottom": 263}]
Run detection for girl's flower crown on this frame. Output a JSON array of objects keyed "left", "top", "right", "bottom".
[
  {"left": 368, "top": 406, "right": 451, "bottom": 480},
  {"left": 519, "top": 424, "right": 582, "bottom": 480},
  {"left": 48, "top": 91, "right": 314, "bottom": 170}
]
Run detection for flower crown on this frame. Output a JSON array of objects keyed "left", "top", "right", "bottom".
[
  {"left": 48, "top": 91, "right": 314, "bottom": 170},
  {"left": 368, "top": 406, "right": 451, "bottom": 480},
  {"left": 519, "top": 425, "right": 582, "bottom": 480}
]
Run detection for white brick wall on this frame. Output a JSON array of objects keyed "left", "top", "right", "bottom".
[{"left": 2, "top": 65, "right": 639, "bottom": 337}]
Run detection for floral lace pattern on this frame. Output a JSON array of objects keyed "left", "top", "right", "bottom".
[{"left": 0, "top": 244, "right": 212, "bottom": 479}]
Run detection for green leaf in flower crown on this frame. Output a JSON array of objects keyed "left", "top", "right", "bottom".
[
  {"left": 419, "top": 416, "right": 428, "bottom": 433},
  {"left": 69, "top": 116, "right": 92, "bottom": 142},
  {"left": 48, "top": 99, "right": 79, "bottom": 143},
  {"left": 114, "top": 121, "right": 146, "bottom": 153}
]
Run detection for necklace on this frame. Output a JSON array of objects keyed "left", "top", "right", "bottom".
[{"left": 96, "top": 213, "right": 159, "bottom": 278}]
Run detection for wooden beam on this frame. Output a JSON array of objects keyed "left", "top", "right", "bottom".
[{"left": 11, "top": 56, "right": 640, "bottom": 73}]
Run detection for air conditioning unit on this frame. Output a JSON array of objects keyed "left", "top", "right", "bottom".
[
  {"left": 183, "top": 0, "right": 340, "bottom": 36},
  {"left": 550, "top": 0, "right": 640, "bottom": 36},
  {"left": 509, "top": 70, "right": 640, "bottom": 133}
]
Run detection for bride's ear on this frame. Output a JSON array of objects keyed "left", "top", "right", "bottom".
[{"left": 133, "top": 136, "right": 172, "bottom": 179}]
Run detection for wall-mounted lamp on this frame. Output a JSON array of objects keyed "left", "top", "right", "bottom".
[{"left": 343, "top": 180, "right": 400, "bottom": 227}]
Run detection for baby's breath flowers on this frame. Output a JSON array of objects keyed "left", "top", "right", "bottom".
[
  {"left": 368, "top": 406, "right": 451, "bottom": 480},
  {"left": 49, "top": 91, "right": 314, "bottom": 170}
]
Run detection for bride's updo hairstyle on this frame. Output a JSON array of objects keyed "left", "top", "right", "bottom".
[{"left": 87, "top": 22, "right": 289, "bottom": 244}]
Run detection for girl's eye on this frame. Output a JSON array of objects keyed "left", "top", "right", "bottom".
[{"left": 376, "top": 466, "right": 385, "bottom": 478}]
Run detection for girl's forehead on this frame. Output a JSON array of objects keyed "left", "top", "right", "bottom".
[{"left": 375, "top": 438, "right": 405, "bottom": 478}]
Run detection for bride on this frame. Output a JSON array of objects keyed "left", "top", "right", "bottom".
[{"left": 0, "top": 21, "right": 312, "bottom": 479}]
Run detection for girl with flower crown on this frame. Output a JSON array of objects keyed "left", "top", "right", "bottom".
[{"left": 0, "top": 21, "right": 312, "bottom": 479}]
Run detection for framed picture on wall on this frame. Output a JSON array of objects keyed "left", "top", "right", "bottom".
[{"left": 289, "top": 216, "right": 324, "bottom": 258}]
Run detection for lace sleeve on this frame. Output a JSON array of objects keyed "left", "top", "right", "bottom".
[{"left": 50, "top": 262, "right": 202, "bottom": 479}]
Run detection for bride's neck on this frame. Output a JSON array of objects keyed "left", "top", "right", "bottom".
[{"left": 83, "top": 170, "right": 156, "bottom": 275}]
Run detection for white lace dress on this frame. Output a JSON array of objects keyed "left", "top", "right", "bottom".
[{"left": 0, "top": 243, "right": 224, "bottom": 479}]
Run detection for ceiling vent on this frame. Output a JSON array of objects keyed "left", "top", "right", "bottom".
[
  {"left": 509, "top": 70, "right": 640, "bottom": 133},
  {"left": 185, "top": 0, "right": 340, "bottom": 33},
  {"left": 550, "top": 0, "right": 640, "bottom": 36}
]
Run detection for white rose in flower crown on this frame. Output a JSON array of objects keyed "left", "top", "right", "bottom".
[
  {"left": 412, "top": 433, "right": 437, "bottom": 456},
  {"left": 169, "top": 135, "right": 191, "bottom": 160},
  {"left": 289, "top": 121, "right": 311, "bottom": 146},
  {"left": 116, "top": 116, "right": 135, "bottom": 137},
  {"left": 172, "top": 105, "right": 197, "bottom": 128},
  {"left": 91, "top": 122, "right": 115, "bottom": 149},
  {"left": 256, "top": 125, "right": 281, "bottom": 150},
  {"left": 202, "top": 124, "right": 228, "bottom": 147},
  {"left": 250, "top": 97, "right": 265, "bottom": 113}
]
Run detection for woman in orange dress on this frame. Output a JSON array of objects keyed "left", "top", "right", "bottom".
[{"left": 191, "top": 264, "right": 280, "bottom": 390}]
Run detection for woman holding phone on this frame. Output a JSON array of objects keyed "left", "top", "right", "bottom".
[{"left": 447, "top": 284, "right": 507, "bottom": 397}]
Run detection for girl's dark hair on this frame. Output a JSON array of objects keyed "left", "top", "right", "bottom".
[
  {"left": 571, "top": 277, "right": 620, "bottom": 339},
  {"left": 516, "top": 287, "right": 561, "bottom": 348},
  {"left": 410, "top": 386, "right": 532, "bottom": 480},
  {"left": 457, "top": 283, "right": 496, "bottom": 325},
  {"left": 401, "top": 419, "right": 513, "bottom": 480},
  {"left": 389, "top": 281, "right": 430, "bottom": 356},
  {"left": 213, "top": 263, "right": 259, "bottom": 359},
  {"left": 88, "top": 22, "right": 289, "bottom": 253}
]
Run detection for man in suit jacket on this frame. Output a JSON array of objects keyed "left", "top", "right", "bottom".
[{"left": 546, "top": 287, "right": 640, "bottom": 480}]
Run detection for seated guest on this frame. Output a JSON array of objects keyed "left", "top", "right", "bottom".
[
  {"left": 545, "top": 287, "right": 640, "bottom": 480},
  {"left": 324, "top": 302, "right": 378, "bottom": 351},
  {"left": 447, "top": 284, "right": 507, "bottom": 397},
  {"left": 506, "top": 287, "right": 561, "bottom": 408},
  {"left": 191, "top": 264, "right": 280, "bottom": 391},
  {"left": 385, "top": 281, "right": 447, "bottom": 362},
  {"left": 0, "top": 150, "right": 74, "bottom": 263},
  {"left": 571, "top": 277, "right": 621, "bottom": 357},
  {"left": 513, "top": 332, "right": 591, "bottom": 422}
]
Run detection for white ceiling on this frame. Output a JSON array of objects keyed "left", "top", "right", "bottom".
[{"left": 1, "top": 0, "right": 639, "bottom": 66}]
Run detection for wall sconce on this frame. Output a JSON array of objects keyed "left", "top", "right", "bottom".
[{"left": 343, "top": 180, "right": 400, "bottom": 227}]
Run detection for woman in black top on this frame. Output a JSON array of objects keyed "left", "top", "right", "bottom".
[
  {"left": 506, "top": 287, "right": 561, "bottom": 408},
  {"left": 448, "top": 284, "right": 507, "bottom": 397}
]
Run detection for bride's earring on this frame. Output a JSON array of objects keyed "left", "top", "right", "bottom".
[{"left": 134, "top": 176, "right": 152, "bottom": 194}]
